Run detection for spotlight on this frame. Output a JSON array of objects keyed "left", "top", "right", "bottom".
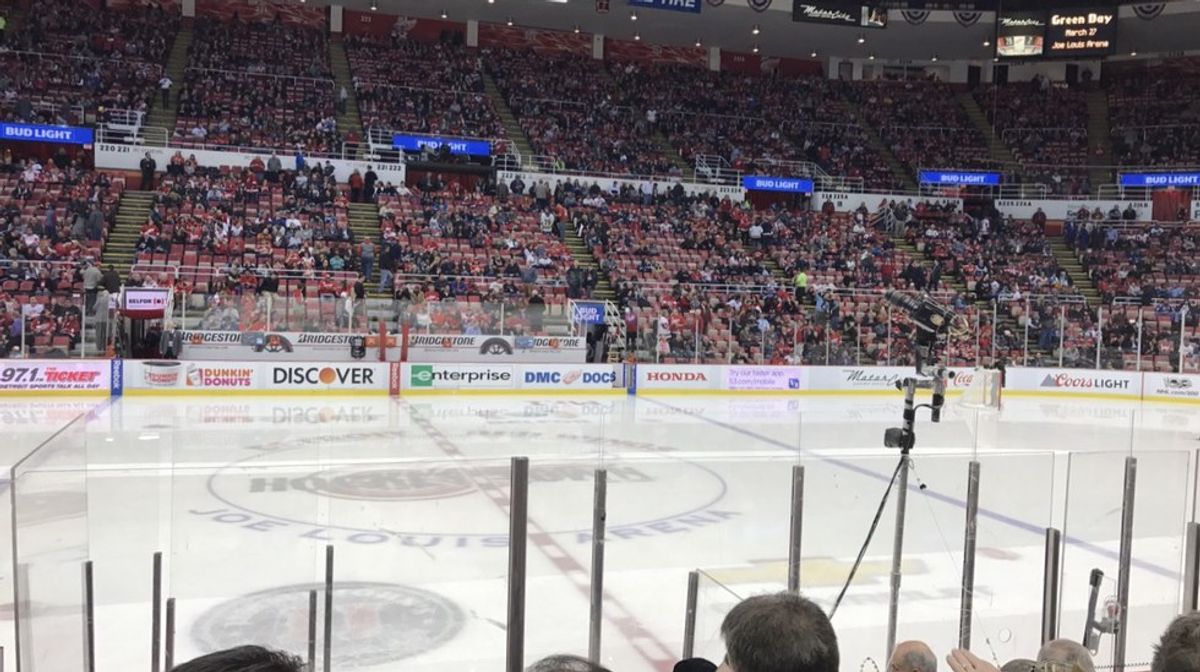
[
  {"left": 1131, "top": 49, "right": 1138, "bottom": 56},
  {"left": 751, "top": 24, "right": 760, "bottom": 35},
  {"left": 982, "top": 40, "right": 990, "bottom": 47},
  {"left": 573, "top": 25, "right": 581, "bottom": 33},
  {"left": 440, "top": 9, "right": 448, "bottom": 18},
  {"left": 506, "top": 17, "right": 513, "bottom": 25},
  {"left": 810, "top": 50, "right": 817, "bottom": 58},
  {"left": 931, "top": 54, "right": 938, "bottom": 62},
  {"left": 695, "top": 39, "right": 702, "bottom": 47},
  {"left": 630, "top": 10, "right": 638, "bottom": 20},
  {"left": 634, "top": 31, "right": 641, "bottom": 40},
  {"left": 752, "top": 45, "right": 759, "bottom": 53},
  {"left": 857, "top": 33, "right": 865, "bottom": 44},
  {"left": 868, "top": 53, "right": 876, "bottom": 60}
]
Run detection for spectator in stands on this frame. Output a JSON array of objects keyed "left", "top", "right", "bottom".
[
  {"left": 945, "top": 650, "right": 999, "bottom": 672},
  {"left": 140, "top": 152, "right": 156, "bottom": 191},
  {"left": 82, "top": 261, "right": 102, "bottom": 315},
  {"left": 527, "top": 655, "right": 611, "bottom": 672},
  {"left": 1037, "top": 639, "right": 1095, "bottom": 672},
  {"left": 364, "top": 165, "right": 378, "bottom": 202},
  {"left": 1000, "top": 660, "right": 1035, "bottom": 672},
  {"left": 158, "top": 74, "right": 172, "bottom": 108},
  {"left": 173, "top": 645, "right": 303, "bottom": 672},
  {"left": 1153, "top": 612, "right": 1200, "bottom": 672},
  {"left": 889, "top": 641, "right": 937, "bottom": 672},
  {"left": 717, "top": 592, "right": 838, "bottom": 672}
]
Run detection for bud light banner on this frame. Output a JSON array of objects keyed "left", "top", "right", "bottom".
[
  {"left": 742, "top": 176, "right": 815, "bottom": 193},
  {"left": 918, "top": 170, "right": 1002, "bottom": 186},
  {"left": 1118, "top": 172, "right": 1200, "bottom": 188},
  {"left": 0, "top": 123, "right": 94, "bottom": 145},
  {"left": 628, "top": 0, "right": 701, "bottom": 14},
  {"left": 572, "top": 301, "right": 607, "bottom": 325},
  {"left": 392, "top": 134, "right": 492, "bottom": 156}
]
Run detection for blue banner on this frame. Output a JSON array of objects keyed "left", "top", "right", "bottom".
[
  {"left": 572, "top": 302, "right": 607, "bottom": 325},
  {"left": 918, "top": 170, "right": 1002, "bottom": 186},
  {"left": 1118, "top": 172, "right": 1200, "bottom": 188},
  {"left": 742, "top": 176, "right": 814, "bottom": 193},
  {"left": 629, "top": 0, "right": 701, "bottom": 12},
  {"left": 392, "top": 134, "right": 491, "bottom": 156},
  {"left": 0, "top": 122, "right": 93, "bottom": 145}
]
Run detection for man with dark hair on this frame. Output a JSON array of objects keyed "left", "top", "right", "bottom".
[
  {"left": 889, "top": 641, "right": 936, "bottom": 672},
  {"left": 718, "top": 592, "right": 838, "bottom": 672},
  {"left": 172, "top": 646, "right": 304, "bottom": 672},
  {"left": 526, "top": 654, "right": 612, "bottom": 672},
  {"left": 1152, "top": 612, "right": 1200, "bottom": 671}
]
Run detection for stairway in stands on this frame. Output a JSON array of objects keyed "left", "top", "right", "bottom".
[
  {"left": 564, "top": 229, "right": 614, "bottom": 301},
  {"left": 347, "top": 201, "right": 385, "bottom": 297},
  {"left": 832, "top": 92, "right": 917, "bottom": 191},
  {"left": 482, "top": 74, "right": 537, "bottom": 163},
  {"left": 1049, "top": 238, "right": 1101, "bottom": 303},
  {"left": 956, "top": 92, "right": 1019, "bottom": 169},
  {"left": 146, "top": 25, "right": 192, "bottom": 135},
  {"left": 102, "top": 191, "right": 156, "bottom": 280},
  {"left": 1086, "top": 89, "right": 1115, "bottom": 189},
  {"left": 329, "top": 38, "right": 367, "bottom": 158}
]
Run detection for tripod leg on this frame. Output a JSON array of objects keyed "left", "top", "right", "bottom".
[{"left": 886, "top": 453, "right": 911, "bottom": 659}]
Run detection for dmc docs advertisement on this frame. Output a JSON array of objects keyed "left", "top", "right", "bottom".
[
  {"left": 124, "top": 360, "right": 399, "bottom": 395},
  {"left": 0, "top": 360, "right": 112, "bottom": 394},
  {"left": 405, "top": 334, "right": 588, "bottom": 364},
  {"left": 403, "top": 363, "right": 623, "bottom": 392},
  {"left": 179, "top": 331, "right": 401, "bottom": 362}
]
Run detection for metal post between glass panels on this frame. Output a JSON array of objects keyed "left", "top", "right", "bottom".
[
  {"left": 788, "top": 465, "right": 804, "bottom": 593},
  {"left": 959, "top": 461, "right": 980, "bottom": 649},
  {"left": 1097, "top": 307, "right": 1104, "bottom": 370},
  {"left": 1180, "top": 305, "right": 1189, "bottom": 373},
  {"left": 1058, "top": 305, "right": 1066, "bottom": 367},
  {"left": 1136, "top": 309, "right": 1144, "bottom": 372},
  {"left": 507, "top": 457, "right": 529, "bottom": 672},
  {"left": 1023, "top": 298, "right": 1030, "bottom": 367},
  {"left": 886, "top": 307, "right": 892, "bottom": 366},
  {"left": 1042, "top": 528, "right": 1061, "bottom": 643},
  {"left": 681, "top": 570, "right": 699, "bottom": 660},
  {"left": 974, "top": 310, "right": 981, "bottom": 366},
  {"left": 1113, "top": 457, "right": 1137, "bottom": 672},
  {"left": 1184, "top": 522, "right": 1200, "bottom": 613},
  {"left": 588, "top": 469, "right": 607, "bottom": 664}
]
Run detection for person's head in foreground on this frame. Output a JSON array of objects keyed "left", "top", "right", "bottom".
[
  {"left": 889, "top": 640, "right": 937, "bottom": 672},
  {"left": 1152, "top": 612, "right": 1200, "bottom": 672},
  {"left": 717, "top": 592, "right": 839, "bottom": 672},
  {"left": 1000, "top": 659, "right": 1036, "bottom": 672},
  {"left": 172, "top": 645, "right": 304, "bottom": 672},
  {"left": 526, "top": 654, "right": 612, "bottom": 672},
  {"left": 1036, "top": 639, "right": 1095, "bottom": 672}
]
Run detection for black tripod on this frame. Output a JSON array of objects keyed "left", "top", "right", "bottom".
[{"left": 828, "top": 329, "right": 953, "bottom": 658}]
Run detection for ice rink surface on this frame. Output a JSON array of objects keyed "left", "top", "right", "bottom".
[{"left": 2, "top": 393, "right": 1199, "bottom": 672}]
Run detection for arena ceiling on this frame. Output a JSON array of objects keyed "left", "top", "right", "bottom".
[{"left": 324, "top": 0, "right": 1199, "bottom": 64}]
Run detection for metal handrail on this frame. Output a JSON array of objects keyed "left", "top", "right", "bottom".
[
  {"left": 182, "top": 66, "right": 335, "bottom": 86},
  {"left": 96, "top": 126, "right": 381, "bottom": 163}
]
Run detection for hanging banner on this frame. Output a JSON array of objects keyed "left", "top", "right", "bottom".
[
  {"left": 918, "top": 170, "right": 1002, "bottom": 186},
  {"left": 742, "top": 176, "right": 814, "bottom": 193},
  {"left": 0, "top": 123, "right": 94, "bottom": 146}
]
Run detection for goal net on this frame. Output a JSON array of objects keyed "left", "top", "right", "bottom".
[{"left": 959, "top": 368, "right": 1002, "bottom": 410}]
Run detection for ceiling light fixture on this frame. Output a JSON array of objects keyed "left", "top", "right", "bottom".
[
  {"left": 695, "top": 39, "right": 702, "bottom": 47},
  {"left": 1131, "top": 49, "right": 1138, "bottom": 56},
  {"left": 810, "top": 50, "right": 818, "bottom": 58},
  {"left": 634, "top": 32, "right": 641, "bottom": 40},
  {"left": 630, "top": 11, "right": 638, "bottom": 20},
  {"left": 931, "top": 54, "right": 938, "bottom": 62},
  {"left": 573, "top": 25, "right": 581, "bottom": 33},
  {"left": 982, "top": 40, "right": 990, "bottom": 47},
  {"left": 868, "top": 53, "right": 876, "bottom": 60},
  {"left": 752, "top": 45, "right": 760, "bottom": 53},
  {"left": 751, "top": 24, "right": 760, "bottom": 35},
  {"left": 440, "top": 9, "right": 448, "bottom": 18},
  {"left": 857, "top": 33, "right": 866, "bottom": 44},
  {"left": 506, "top": 17, "right": 513, "bottom": 25}
]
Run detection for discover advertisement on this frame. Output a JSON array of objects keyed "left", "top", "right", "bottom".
[
  {"left": 0, "top": 360, "right": 111, "bottom": 395},
  {"left": 124, "top": 361, "right": 398, "bottom": 395},
  {"left": 405, "top": 334, "right": 588, "bottom": 364},
  {"left": 179, "top": 330, "right": 400, "bottom": 362}
]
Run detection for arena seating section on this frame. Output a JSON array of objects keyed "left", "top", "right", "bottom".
[{"left": 1, "top": 0, "right": 176, "bottom": 125}]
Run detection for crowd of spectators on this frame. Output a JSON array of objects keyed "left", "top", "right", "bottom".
[
  {"left": 485, "top": 49, "right": 674, "bottom": 176},
  {"left": 0, "top": 0, "right": 175, "bottom": 125},
  {"left": 976, "top": 78, "right": 1093, "bottom": 195},
  {"left": 346, "top": 35, "right": 506, "bottom": 142},
  {"left": 175, "top": 18, "right": 344, "bottom": 153},
  {"left": 1108, "top": 59, "right": 1200, "bottom": 167}
]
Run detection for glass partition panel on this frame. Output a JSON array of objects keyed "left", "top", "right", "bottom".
[
  {"left": 1061, "top": 449, "right": 1191, "bottom": 670},
  {"left": 604, "top": 455, "right": 795, "bottom": 671},
  {"left": 12, "top": 415, "right": 89, "bottom": 672},
  {"left": 691, "top": 570, "right": 744, "bottom": 664},
  {"left": 166, "top": 425, "right": 323, "bottom": 668},
  {"left": 969, "top": 451, "right": 1058, "bottom": 666},
  {"left": 803, "top": 452, "right": 970, "bottom": 669}
]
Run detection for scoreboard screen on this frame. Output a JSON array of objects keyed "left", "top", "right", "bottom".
[
  {"left": 996, "top": 7, "right": 1118, "bottom": 60},
  {"left": 1044, "top": 9, "right": 1117, "bottom": 57}
]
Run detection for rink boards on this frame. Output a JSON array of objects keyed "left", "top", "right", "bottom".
[{"left": 0, "top": 359, "right": 1195, "bottom": 403}]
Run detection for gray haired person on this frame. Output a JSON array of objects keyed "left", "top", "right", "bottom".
[
  {"left": 1037, "top": 639, "right": 1095, "bottom": 672},
  {"left": 527, "top": 654, "right": 611, "bottom": 672},
  {"left": 717, "top": 592, "right": 838, "bottom": 672},
  {"left": 890, "top": 641, "right": 937, "bottom": 672}
]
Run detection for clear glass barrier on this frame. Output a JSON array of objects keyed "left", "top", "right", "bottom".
[
  {"left": 166, "top": 426, "right": 322, "bottom": 668},
  {"left": 604, "top": 455, "right": 795, "bottom": 671},
  {"left": 11, "top": 416, "right": 89, "bottom": 672},
  {"left": 692, "top": 570, "right": 744, "bottom": 664},
  {"left": 1061, "top": 450, "right": 1191, "bottom": 670}
]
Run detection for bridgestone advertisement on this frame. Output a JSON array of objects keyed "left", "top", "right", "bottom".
[
  {"left": 405, "top": 334, "right": 588, "bottom": 364},
  {"left": 179, "top": 331, "right": 401, "bottom": 362}
]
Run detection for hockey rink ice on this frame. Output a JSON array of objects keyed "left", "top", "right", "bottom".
[{"left": 2, "top": 393, "right": 1199, "bottom": 672}]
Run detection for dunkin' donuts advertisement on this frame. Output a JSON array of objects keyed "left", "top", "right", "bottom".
[{"left": 128, "top": 361, "right": 255, "bottom": 391}]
